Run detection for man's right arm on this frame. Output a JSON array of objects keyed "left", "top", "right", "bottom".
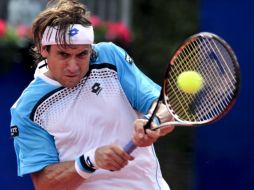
[
  {"left": 31, "top": 161, "right": 84, "bottom": 190},
  {"left": 31, "top": 144, "right": 134, "bottom": 190}
]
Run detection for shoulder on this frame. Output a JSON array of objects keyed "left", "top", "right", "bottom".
[
  {"left": 91, "top": 42, "right": 133, "bottom": 67},
  {"left": 92, "top": 42, "right": 126, "bottom": 59},
  {"left": 11, "top": 78, "right": 61, "bottom": 118},
  {"left": 92, "top": 42, "right": 120, "bottom": 52}
]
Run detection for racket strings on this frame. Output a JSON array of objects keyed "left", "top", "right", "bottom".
[
  {"left": 184, "top": 38, "right": 236, "bottom": 119},
  {"left": 209, "top": 39, "right": 238, "bottom": 83},
  {"left": 187, "top": 39, "right": 234, "bottom": 115},
  {"left": 200, "top": 38, "right": 237, "bottom": 91},
  {"left": 166, "top": 35, "right": 239, "bottom": 123},
  {"left": 169, "top": 41, "right": 209, "bottom": 121},
  {"left": 187, "top": 38, "right": 236, "bottom": 118},
  {"left": 196, "top": 38, "right": 238, "bottom": 108},
  {"left": 170, "top": 40, "right": 224, "bottom": 121},
  {"left": 168, "top": 45, "right": 203, "bottom": 121}
]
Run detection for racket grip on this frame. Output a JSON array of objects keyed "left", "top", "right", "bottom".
[{"left": 123, "top": 140, "right": 137, "bottom": 154}]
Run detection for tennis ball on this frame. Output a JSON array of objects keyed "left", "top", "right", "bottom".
[{"left": 177, "top": 71, "right": 204, "bottom": 94}]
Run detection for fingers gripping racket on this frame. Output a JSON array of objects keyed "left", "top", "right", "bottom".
[{"left": 124, "top": 32, "right": 240, "bottom": 154}]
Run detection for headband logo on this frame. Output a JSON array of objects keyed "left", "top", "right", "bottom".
[
  {"left": 69, "top": 28, "right": 79, "bottom": 37},
  {"left": 42, "top": 25, "right": 94, "bottom": 45}
]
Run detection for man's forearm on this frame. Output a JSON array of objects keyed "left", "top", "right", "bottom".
[{"left": 31, "top": 161, "right": 84, "bottom": 190}]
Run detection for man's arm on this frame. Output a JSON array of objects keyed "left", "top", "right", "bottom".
[
  {"left": 31, "top": 161, "right": 84, "bottom": 190},
  {"left": 31, "top": 145, "right": 134, "bottom": 190}
]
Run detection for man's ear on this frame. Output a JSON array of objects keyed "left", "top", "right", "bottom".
[{"left": 40, "top": 46, "right": 49, "bottom": 58}]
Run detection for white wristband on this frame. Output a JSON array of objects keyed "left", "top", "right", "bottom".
[
  {"left": 75, "top": 148, "right": 98, "bottom": 179},
  {"left": 75, "top": 160, "right": 94, "bottom": 179},
  {"left": 83, "top": 148, "right": 98, "bottom": 169}
]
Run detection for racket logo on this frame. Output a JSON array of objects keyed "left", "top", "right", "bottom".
[
  {"left": 91, "top": 82, "right": 102, "bottom": 95},
  {"left": 208, "top": 52, "right": 225, "bottom": 74}
]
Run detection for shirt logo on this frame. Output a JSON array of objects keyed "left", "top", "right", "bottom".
[
  {"left": 68, "top": 28, "right": 79, "bottom": 37},
  {"left": 90, "top": 49, "right": 98, "bottom": 63},
  {"left": 10, "top": 126, "right": 19, "bottom": 137},
  {"left": 125, "top": 53, "right": 133, "bottom": 64},
  {"left": 91, "top": 83, "right": 102, "bottom": 95}
]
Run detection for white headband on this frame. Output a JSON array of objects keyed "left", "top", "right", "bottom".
[{"left": 41, "top": 24, "right": 94, "bottom": 45}]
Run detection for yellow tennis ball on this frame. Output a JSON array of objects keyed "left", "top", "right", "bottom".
[{"left": 177, "top": 71, "right": 204, "bottom": 94}]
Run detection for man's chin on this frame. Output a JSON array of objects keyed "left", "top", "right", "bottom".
[{"left": 61, "top": 80, "right": 80, "bottom": 88}]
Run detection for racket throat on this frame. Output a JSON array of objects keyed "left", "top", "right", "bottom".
[{"left": 144, "top": 98, "right": 163, "bottom": 130}]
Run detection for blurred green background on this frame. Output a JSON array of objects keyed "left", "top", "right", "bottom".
[{"left": 132, "top": 0, "right": 198, "bottom": 81}]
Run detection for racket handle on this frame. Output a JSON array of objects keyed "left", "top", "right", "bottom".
[
  {"left": 123, "top": 115, "right": 161, "bottom": 154},
  {"left": 123, "top": 140, "right": 137, "bottom": 154}
]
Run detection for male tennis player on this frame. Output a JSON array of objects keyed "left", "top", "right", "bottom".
[{"left": 10, "top": 0, "right": 174, "bottom": 189}]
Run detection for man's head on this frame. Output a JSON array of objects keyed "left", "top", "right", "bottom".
[
  {"left": 32, "top": 0, "right": 94, "bottom": 88},
  {"left": 32, "top": 0, "right": 92, "bottom": 52}
]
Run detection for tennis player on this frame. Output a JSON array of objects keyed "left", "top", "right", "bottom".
[{"left": 10, "top": 0, "right": 175, "bottom": 189}]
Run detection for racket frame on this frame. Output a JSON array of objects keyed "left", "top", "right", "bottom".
[{"left": 146, "top": 32, "right": 241, "bottom": 129}]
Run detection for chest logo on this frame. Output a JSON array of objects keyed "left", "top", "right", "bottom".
[{"left": 91, "top": 82, "right": 102, "bottom": 95}]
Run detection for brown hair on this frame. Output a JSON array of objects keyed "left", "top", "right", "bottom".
[{"left": 31, "top": 0, "right": 92, "bottom": 63}]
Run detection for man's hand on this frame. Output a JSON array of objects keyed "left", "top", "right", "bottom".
[
  {"left": 132, "top": 119, "right": 159, "bottom": 147},
  {"left": 132, "top": 118, "right": 175, "bottom": 147},
  {"left": 95, "top": 144, "right": 134, "bottom": 171}
]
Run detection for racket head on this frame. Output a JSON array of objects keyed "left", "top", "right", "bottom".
[{"left": 162, "top": 32, "right": 240, "bottom": 127}]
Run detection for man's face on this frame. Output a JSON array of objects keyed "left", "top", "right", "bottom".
[{"left": 41, "top": 44, "right": 92, "bottom": 88}]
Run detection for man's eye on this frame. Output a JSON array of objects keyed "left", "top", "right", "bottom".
[
  {"left": 59, "top": 52, "right": 69, "bottom": 58},
  {"left": 78, "top": 51, "right": 89, "bottom": 58}
]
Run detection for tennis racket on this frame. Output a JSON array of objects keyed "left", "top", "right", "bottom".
[{"left": 124, "top": 32, "right": 240, "bottom": 154}]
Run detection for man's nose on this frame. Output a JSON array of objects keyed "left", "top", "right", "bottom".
[{"left": 67, "top": 58, "right": 79, "bottom": 73}]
